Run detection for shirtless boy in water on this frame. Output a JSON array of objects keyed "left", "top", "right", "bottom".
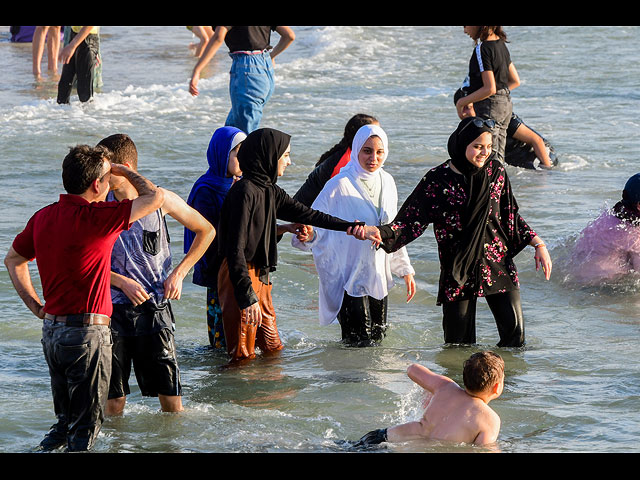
[{"left": 354, "top": 351, "right": 505, "bottom": 447}]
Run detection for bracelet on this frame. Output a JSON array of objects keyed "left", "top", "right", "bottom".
[{"left": 533, "top": 242, "right": 546, "bottom": 249}]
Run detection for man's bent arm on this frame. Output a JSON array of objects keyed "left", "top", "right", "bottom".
[
  {"left": 111, "top": 164, "right": 164, "bottom": 223},
  {"left": 4, "top": 247, "right": 45, "bottom": 319},
  {"left": 161, "top": 188, "right": 215, "bottom": 300}
]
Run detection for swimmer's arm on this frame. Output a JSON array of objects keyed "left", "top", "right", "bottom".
[
  {"left": 4, "top": 247, "right": 45, "bottom": 319},
  {"left": 407, "top": 364, "right": 455, "bottom": 394},
  {"left": 629, "top": 244, "right": 640, "bottom": 273},
  {"left": 161, "top": 188, "right": 215, "bottom": 300}
]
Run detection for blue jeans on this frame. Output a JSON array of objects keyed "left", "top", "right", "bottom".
[
  {"left": 226, "top": 51, "right": 275, "bottom": 133},
  {"left": 41, "top": 320, "right": 112, "bottom": 451}
]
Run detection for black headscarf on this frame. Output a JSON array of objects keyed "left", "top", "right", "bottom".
[
  {"left": 447, "top": 117, "right": 495, "bottom": 286},
  {"left": 238, "top": 128, "right": 291, "bottom": 188},
  {"left": 613, "top": 173, "right": 640, "bottom": 226}
]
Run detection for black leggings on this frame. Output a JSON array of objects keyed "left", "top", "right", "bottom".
[
  {"left": 441, "top": 290, "right": 524, "bottom": 347},
  {"left": 337, "top": 292, "right": 388, "bottom": 347}
]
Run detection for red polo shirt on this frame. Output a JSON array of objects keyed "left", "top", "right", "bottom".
[{"left": 12, "top": 194, "right": 132, "bottom": 317}]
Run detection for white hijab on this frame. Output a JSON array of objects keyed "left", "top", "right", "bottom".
[{"left": 293, "top": 124, "right": 414, "bottom": 325}]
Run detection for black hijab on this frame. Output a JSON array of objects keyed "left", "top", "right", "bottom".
[
  {"left": 613, "top": 174, "right": 640, "bottom": 226},
  {"left": 238, "top": 128, "right": 291, "bottom": 188},
  {"left": 447, "top": 117, "right": 495, "bottom": 286},
  {"left": 219, "top": 128, "right": 291, "bottom": 277}
]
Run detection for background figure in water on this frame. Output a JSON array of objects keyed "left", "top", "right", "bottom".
[
  {"left": 565, "top": 173, "right": 640, "bottom": 287},
  {"left": 293, "top": 113, "right": 379, "bottom": 207},
  {"left": 456, "top": 26, "right": 520, "bottom": 164},
  {"left": 454, "top": 88, "right": 557, "bottom": 170},
  {"left": 185, "top": 126, "right": 247, "bottom": 349},
  {"left": 188, "top": 26, "right": 295, "bottom": 133}
]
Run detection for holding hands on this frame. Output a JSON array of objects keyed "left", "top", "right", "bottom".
[{"left": 348, "top": 224, "right": 382, "bottom": 247}]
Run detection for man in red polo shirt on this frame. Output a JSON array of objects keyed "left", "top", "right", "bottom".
[{"left": 4, "top": 144, "right": 164, "bottom": 452}]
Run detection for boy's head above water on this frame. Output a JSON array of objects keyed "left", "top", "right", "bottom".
[{"left": 463, "top": 351, "right": 505, "bottom": 397}]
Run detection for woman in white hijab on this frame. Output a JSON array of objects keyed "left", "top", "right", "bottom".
[{"left": 293, "top": 124, "right": 416, "bottom": 346}]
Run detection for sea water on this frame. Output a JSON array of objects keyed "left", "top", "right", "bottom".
[{"left": 0, "top": 26, "right": 639, "bottom": 453}]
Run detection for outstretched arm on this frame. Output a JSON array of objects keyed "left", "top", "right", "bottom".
[{"left": 407, "top": 363, "right": 455, "bottom": 393}]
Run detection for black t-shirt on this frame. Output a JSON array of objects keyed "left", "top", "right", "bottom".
[
  {"left": 220, "top": 26, "right": 277, "bottom": 52},
  {"left": 464, "top": 40, "right": 512, "bottom": 93}
]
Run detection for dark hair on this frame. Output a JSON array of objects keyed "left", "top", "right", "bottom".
[
  {"left": 97, "top": 133, "right": 138, "bottom": 169},
  {"left": 471, "top": 26, "right": 508, "bottom": 44},
  {"left": 317, "top": 113, "right": 378, "bottom": 166},
  {"left": 462, "top": 351, "right": 505, "bottom": 394},
  {"left": 61, "top": 144, "right": 111, "bottom": 194}
]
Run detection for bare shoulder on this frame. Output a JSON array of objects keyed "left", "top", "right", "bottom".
[
  {"left": 160, "top": 188, "right": 195, "bottom": 221},
  {"left": 472, "top": 403, "right": 501, "bottom": 446}
]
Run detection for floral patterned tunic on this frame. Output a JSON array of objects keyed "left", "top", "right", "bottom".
[{"left": 379, "top": 159, "right": 536, "bottom": 305}]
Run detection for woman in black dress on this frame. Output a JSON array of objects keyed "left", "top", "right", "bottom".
[
  {"left": 216, "top": 128, "right": 367, "bottom": 362},
  {"left": 354, "top": 117, "right": 552, "bottom": 347}
]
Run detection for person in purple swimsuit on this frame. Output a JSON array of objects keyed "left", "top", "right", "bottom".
[{"left": 566, "top": 174, "right": 640, "bottom": 286}]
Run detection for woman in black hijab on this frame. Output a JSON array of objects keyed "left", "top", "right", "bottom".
[
  {"left": 354, "top": 117, "right": 552, "bottom": 347},
  {"left": 217, "top": 128, "right": 366, "bottom": 362}
]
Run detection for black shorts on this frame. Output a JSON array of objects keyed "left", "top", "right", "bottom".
[{"left": 108, "top": 326, "right": 182, "bottom": 399}]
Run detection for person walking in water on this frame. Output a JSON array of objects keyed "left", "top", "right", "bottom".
[{"left": 188, "top": 26, "right": 295, "bottom": 133}]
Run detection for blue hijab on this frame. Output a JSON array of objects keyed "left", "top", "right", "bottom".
[{"left": 184, "top": 126, "right": 245, "bottom": 253}]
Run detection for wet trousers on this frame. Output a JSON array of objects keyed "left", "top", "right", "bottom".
[
  {"left": 337, "top": 292, "right": 388, "bottom": 347},
  {"left": 56, "top": 32, "right": 99, "bottom": 104},
  {"left": 206, "top": 287, "right": 225, "bottom": 350},
  {"left": 441, "top": 289, "right": 525, "bottom": 347},
  {"left": 217, "top": 259, "right": 283, "bottom": 361},
  {"left": 41, "top": 320, "right": 112, "bottom": 451}
]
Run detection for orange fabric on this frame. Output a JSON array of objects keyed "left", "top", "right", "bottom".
[
  {"left": 330, "top": 148, "right": 351, "bottom": 178},
  {"left": 217, "top": 259, "right": 283, "bottom": 361}
]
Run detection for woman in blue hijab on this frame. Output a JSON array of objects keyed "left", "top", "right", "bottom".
[{"left": 185, "top": 126, "right": 247, "bottom": 349}]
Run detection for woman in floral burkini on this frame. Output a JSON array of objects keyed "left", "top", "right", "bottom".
[{"left": 353, "top": 116, "right": 552, "bottom": 347}]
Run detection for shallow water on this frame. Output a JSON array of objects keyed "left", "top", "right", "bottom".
[{"left": 0, "top": 26, "right": 639, "bottom": 453}]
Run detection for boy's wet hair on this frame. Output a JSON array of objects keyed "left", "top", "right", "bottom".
[
  {"left": 462, "top": 351, "right": 505, "bottom": 394},
  {"left": 98, "top": 133, "right": 138, "bottom": 169}
]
